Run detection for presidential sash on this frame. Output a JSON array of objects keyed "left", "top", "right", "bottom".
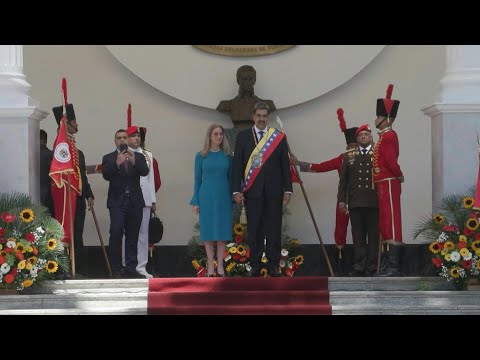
[{"left": 242, "top": 127, "right": 285, "bottom": 192}]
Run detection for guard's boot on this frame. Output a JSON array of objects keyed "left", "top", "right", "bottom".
[
  {"left": 376, "top": 244, "right": 403, "bottom": 277},
  {"left": 334, "top": 247, "right": 345, "bottom": 276}
]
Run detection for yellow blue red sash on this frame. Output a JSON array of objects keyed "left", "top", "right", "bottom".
[{"left": 243, "top": 127, "right": 285, "bottom": 192}]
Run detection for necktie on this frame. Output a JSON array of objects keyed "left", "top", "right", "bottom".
[
  {"left": 123, "top": 160, "right": 129, "bottom": 172},
  {"left": 362, "top": 149, "right": 367, "bottom": 155},
  {"left": 258, "top": 131, "right": 264, "bottom": 141}
]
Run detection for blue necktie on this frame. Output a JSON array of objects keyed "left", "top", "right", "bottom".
[{"left": 258, "top": 131, "right": 264, "bottom": 141}]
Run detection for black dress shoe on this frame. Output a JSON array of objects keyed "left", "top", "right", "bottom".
[
  {"left": 347, "top": 270, "right": 364, "bottom": 277},
  {"left": 112, "top": 271, "right": 123, "bottom": 279},
  {"left": 123, "top": 268, "right": 144, "bottom": 279}
]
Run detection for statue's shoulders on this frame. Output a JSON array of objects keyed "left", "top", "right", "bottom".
[{"left": 216, "top": 99, "right": 232, "bottom": 112}]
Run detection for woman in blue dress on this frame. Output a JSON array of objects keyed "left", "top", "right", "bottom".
[{"left": 190, "top": 123, "right": 233, "bottom": 277}]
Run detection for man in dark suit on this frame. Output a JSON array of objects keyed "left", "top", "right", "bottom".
[
  {"left": 52, "top": 104, "right": 95, "bottom": 278},
  {"left": 337, "top": 124, "right": 379, "bottom": 276},
  {"left": 102, "top": 129, "right": 149, "bottom": 278},
  {"left": 232, "top": 102, "right": 292, "bottom": 277},
  {"left": 40, "top": 129, "right": 54, "bottom": 216}
]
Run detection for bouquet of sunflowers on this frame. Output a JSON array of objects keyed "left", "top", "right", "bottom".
[
  {"left": 0, "top": 193, "right": 69, "bottom": 290},
  {"left": 413, "top": 188, "right": 480, "bottom": 289}
]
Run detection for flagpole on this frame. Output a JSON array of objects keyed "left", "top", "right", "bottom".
[
  {"left": 276, "top": 116, "right": 335, "bottom": 277},
  {"left": 91, "top": 207, "right": 112, "bottom": 277}
]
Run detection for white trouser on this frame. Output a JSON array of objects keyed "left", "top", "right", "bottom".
[{"left": 136, "top": 206, "right": 151, "bottom": 275}]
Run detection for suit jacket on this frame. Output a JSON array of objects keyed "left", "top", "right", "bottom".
[
  {"left": 102, "top": 150, "right": 149, "bottom": 209},
  {"left": 40, "top": 144, "right": 54, "bottom": 212},
  {"left": 232, "top": 127, "right": 292, "bottom": 199},
  {"left": 78, "top": 149, "right": 94, "bottom": 211}
]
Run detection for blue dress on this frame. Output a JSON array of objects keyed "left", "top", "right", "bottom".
[{"left": 190, "top": 150, "right": 233, "bottom": 241}]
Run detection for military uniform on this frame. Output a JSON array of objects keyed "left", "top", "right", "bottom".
[
  {"left": 373, "top": 83, "right": 403, "bottom": 277},
  {"left": 337, "top": 125, "right": 379, "bottom": 275}
]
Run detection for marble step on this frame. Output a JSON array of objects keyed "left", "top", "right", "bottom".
[
  {"left": 332, "top": 304, "right": 480, "bottom": 315},
  {"left": 328, "top": 277, "right": 455, "bottom": 291}
]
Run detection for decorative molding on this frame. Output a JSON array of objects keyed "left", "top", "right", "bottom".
[
  {"left": 422, "top": 103, "right": 480, "bottom": 117},
  {"left": 193, "top": 45, "right": 295, "bottom": 57}
]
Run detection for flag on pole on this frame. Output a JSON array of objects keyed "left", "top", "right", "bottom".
[
  {"left": 290, "top": 163, "right": 300, "bottom": 184},
  {"left": 49, "top": 114, "right": 75, "bottom": 187}
]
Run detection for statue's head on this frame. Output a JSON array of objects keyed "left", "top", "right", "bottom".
[{"left": 236, "top": 65, "right": 256, "bottom": 95}]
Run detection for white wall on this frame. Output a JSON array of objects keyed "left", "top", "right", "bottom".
[{"left": 23, "top": 45, "right": 445, "bottom": 246}]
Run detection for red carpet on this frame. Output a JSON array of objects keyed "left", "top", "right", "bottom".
[{"left": 147, "top": 277, "right": 331, "bottom": 315}]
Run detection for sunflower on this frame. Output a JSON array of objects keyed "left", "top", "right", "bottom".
[
  {"left": 295, "top": 255, "right": 304, "bottom": 265},
  {"left": 463, "top": 196, "right": 475, "bottom": 209},
  {"left": 228, "top": 246, "right": 237, "bottom": 254},
  {"left": 23, "top": 279, "right": 33, "bottom": 288},
  {"left": 466, "top": 218, "right": 480, "bottom": 231},
  {"left": 460, "top": 248, "right": 470, "bottom": 257},
  {"left": 191, "top": 259, "right": 200, "bottom": 270},
  {"left": 450, "top": 267, "right": 461, "bottom": 278},
  {"left": 25, "top": 262, "right": 32, "bottom": 270},
  {"left": 46, "top": 260, "right": 58, "bottom": 273},
  {"left": 226, "top": 262, "right": 235, "bottom": 272},
  {"left": 260, "top": 268, "right": 268, "bottom": 277},
  {"left": 434, "top": 213, "right": 445, "bottom": 224},
  {"left": 233, "top": 224, "right": 244, "bottom": 235},
  {"left": 444, "top": 241, "right": 455, "bottom": 251},
  {"left": 19, "top": 209, "right": 34, "bottom": 223},
  {"left": 47, "top": 239, "right": 57, "bottom": 250},
  {"left": 429, "top": 241, "right": 442, "bottom": 254},
  {"left": 17, "top": 260, "right": 26, "bottom": 269},
  {"left": 472, "top": 240, "right": 480, "bottom": 251}
]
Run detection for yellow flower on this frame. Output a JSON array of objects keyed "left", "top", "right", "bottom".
[
  {"left": 459, "top": 235, "right": 467, "bottom": 242},
  {"left": 261, "top": 256, "right": 268, "bottom": 263},
  {"left": 0, "top": 244, "right": 2, "bottom": 251},
  {"left": 450, "top": 267, "right": 461, "bottom": 278},
  {"left": 472, "top": 240, "right": 480, "bottom": 251},
  {"left": 226, "top": 262, "right": 235, "bottom": 272},
  {"left": 17, "top": 260, "right": 26, "bottom": 269},
  {"left": 460, "top": 248, "right": 469, "bottom": 257},
  {"left": 229, "top": 247, "right": 237, "bottom": 254},
  {"left": 192, "top": 260, "right": 200, "bottom": 270},
  {"left": 27, "top": 256, "right": 37, "bottom": 265},
  {"left": 441, "top": 249, "right": 448, "bottom": 256},
  {"left": 434, "top": 213, "right": 445, "bottom": 224},
  {"left": 429, "top": 241, "right": 442, "bottom": 254},
  {"left": 47, "top": 239, "right": 57, "bottom": 250},
  {"left": 260, "top": 268, "right": 268, "bottom": 277},
  {"left": 289, "top": 239, "right": 300, "bottom": 246},
  {"left": 19, "top": 209, "right": 34, "bottom": 223},
  {"left": 444, "top": 241, "right": 455, "bottom": 251},
  {"left": 23, "top": 279, "right": 33, "bottom": 288},
  {"left": 295, "top": 255, "right": 304, "bottom": 265},
  {"left": 237, "top": 245, "right": 245, "bottom": 254},
  {"left": 25, "top": 263, "right": 32, "bottom": 270},
  {"left": 466, "top": 218, "right": 479, "bottom": 231},
  {"left": 463, "top": 196, "right": 475, "bottom": 209},
  {"left": 445, "top": 253, "right": 451, "bottom": 261},
  {"left": 233, "top": 224, "right": 244, "bottom": 235},
  {"left": 476, "top": 249, "right": 480, "bottom": 257},
  {"left": 16, "top": 243, "right": 25, "bottom": 253},
  {"left": 46, "top": 260, "right": 58, "bottom": 273}
]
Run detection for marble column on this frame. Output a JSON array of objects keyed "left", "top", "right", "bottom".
[
  {"left": 422, "top": 45, "right": 480, "bottom": 211},
  {"left": 0, "top": 45, "right": 48, "bottom": 202}
]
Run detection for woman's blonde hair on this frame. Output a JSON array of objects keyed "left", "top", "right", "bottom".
[{"left": 200, "top": 123, "right": 231, "bottom": 157}]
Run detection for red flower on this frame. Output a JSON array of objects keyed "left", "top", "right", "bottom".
[
  {"left": 15, "top": 251, "right": 24, "bottom": 261},
  {"left": 463, "top": 228, "right": 474, "bottom": 236},
  {"left": 3, "top": 247, "right": 12, "bottom": 253},
  {"left": 32, "top": 246, "right": 38, "bottom": 255},
  {"left": 239, "top": 256, "right": 248, "bottom": 263},
  {"left": 442, "top": 224, "right": 458, "bottom": 232},
  {"left": 462, "top": 259, "right": 473, "bottom": 269},
  {"left": 245, "top": 249, "right": 250, "bottom": 258},
  {"left": 197, "top": 267, "right": 206, "bottom": 277},
  {"left": 475, "top": 232, "right": 480, "bottom": 240},
  {"left": 0, "top": 228, "right": 4, "bottom": 237},
  {"left": 437, "top": 242, "right": 444, "bottom": 249},
  {"left": 1, "top": 212, "right": 15, "bottom": 223},
  {"left": 285, "top": 268, "right": 293, "bottom": 277},
  {"left": 292, "top": 261, "right": 298, "bottom": 271},
  {"left": 0, "top": 255, "right": 5, "bottom": 265},
  {"left": 4, "top": 273, "right": 14, "bottom": 284},
  {"left": 458, "top": 241, "right": 467, "bottom": 249},
  {"left": 25, "top": 233, "right": 35, "bottom": 243},
  {"left": 235, "top": 235, "right": 243, "bottom": 244},
  {"left": 232, "top": 253, "right": 241, "bottom": 260},
  {"left": 432, "top": 258, "right": 443, "bottom": 268}
]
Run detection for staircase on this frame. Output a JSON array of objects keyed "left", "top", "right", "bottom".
[
  {"left": 0, "top": 279, "right": 148, "bottom": 315},
  {"left": 329, "top": 277, "right": 480, "bottom": 315},
  {"left": 148, "top": 277, "right": 331, "bottom": 315}
]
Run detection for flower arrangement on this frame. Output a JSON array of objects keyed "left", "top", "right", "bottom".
[
  {"left": 189, "top": 207, "right": 304, "bottom": 277},
  {"left": 413, "top": 188, "right": 480, "bottom": 289},
  {"left": 0, "top": 192, "right": 69, "bottom": 290}
]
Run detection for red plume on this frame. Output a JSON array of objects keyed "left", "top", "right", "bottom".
[
  {"left": 127, "top": 103, "right": 132, "bottom": 128},
  {"left": 62, "top": 77, "right": 68, "bottom": 105},
  {"left": 386, "top": 84, "right": 394, "bottom": 100},
  {"left": 337, "top": 108, "right": 346, "bottom": 132}
]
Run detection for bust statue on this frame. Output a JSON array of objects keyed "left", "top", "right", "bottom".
[{"left": 217, "top": 65, "right": 276, "bottom": 129}]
